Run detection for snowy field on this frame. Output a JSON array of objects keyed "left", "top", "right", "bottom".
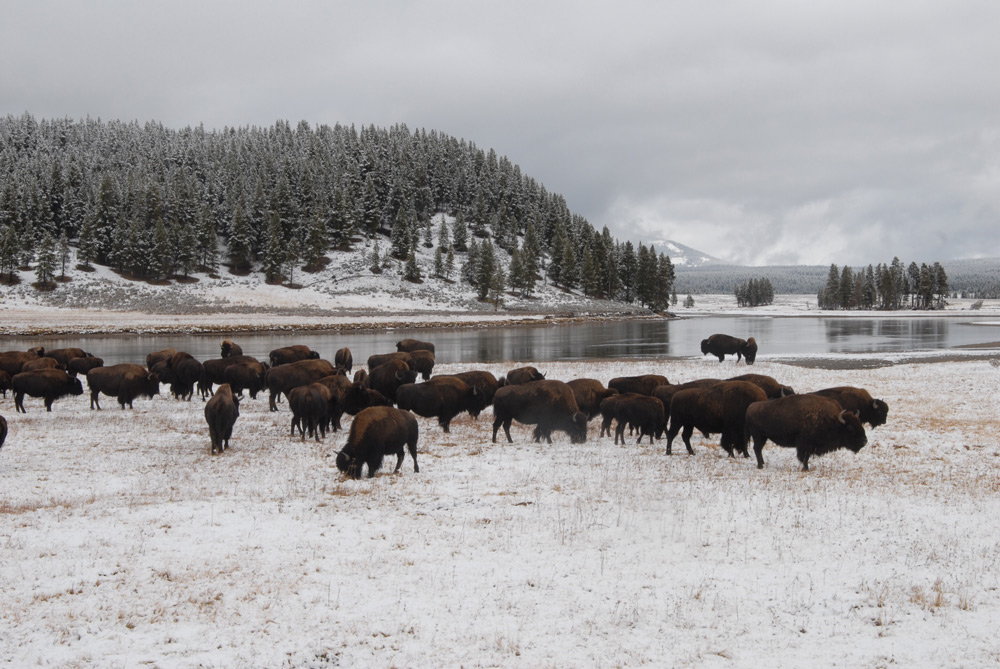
[{"left": 3, "top": 351, "right": 1000, "bottom": 667}]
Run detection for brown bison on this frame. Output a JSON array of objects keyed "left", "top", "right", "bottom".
[
  {"left": 599, "top": 394, "right": 627, "bottom": 438},
  {"left": 335, "top": 347, "right": 353, "bottom": 373},
  {"left": 492, "top": 380, "right": 587, "bottom": 444},
  {"left": 612, "top": 393, "right": 666, "bottom": 445},
  {"left": 43, "top": 348, "right": 92, "bottom": 366},
  {"left": 86, "top": 363, "right": 160, "bottom": 410},
  {"left": 288, "top": 382, "right": 332, "bottom": 441},
  {"left": 0, "top": 370, "right": 10, "bottom": 398},
  {"left": 396, "top": 376, "right": 488, "bottom": 432},
  {"left": 809, "top": 386, "right": 888, "bottom": 428},
  {"left": 21, "top": 357, "right": 64, "bottom": 372},
  {"left": 566, "top": 378, "right": 619, "bottom": 421},
  {"left": 608, "top": 374, "right": 669, "bottom": 396},
  {"left": 67, "top": 356, "right": 104, "bottom": 377},
  {"left": 224, "top": 360, "right": 269, "bottom": 400},
  {"left": 146, "top": 348, "right": 177, "bottom": 369},
  {"left": 0, "top": 349, "right": 43, "bottom": 376},
  {"left": 201, "top": 355, "right": 261, "bottom": 396},
  {"left": 0, "top": 414, "right": 6, "bottom": 448},
  {"left": 264, "top": 358, "right": 337, "bottom": 411},
  {"left": 270, "top": 345, "right": 320, "bottom": 367},
  {"left": 744, "top": 394, "right": 868, "bottom": 470},
  {"left": 342, "top": 384, "right": 391, "bottom": 416},
  {"left": 729, "top": 373, "right": 794, "bottom": 399},
  {"left": 204, "top": 383, "right": 240, "bottom": 454},
  {"left": 396, "top": 338, "right": 435, "bottom": 354},
  {"left": 314, "top": 374, "right": 364, "bottom": 432},
  {"left": 652, "top": 378, "right": 722, "bottom": 410},
  {"left": 665, "top": 380, "right": 767, "bottom": 456},
  {"left": 368, "top": 358, "right": 418, "bottom": 404},
  {"left": 12, "top": 369, "right": 84, "bottom": 412},
  {"left": 367, "top": 351, "right": 415, "bottom": 371},
  {"left": 701, "top": 334, "right": 757, "bottom": 364},
  {"left": 409, "top": 349, "right": 436, "bottom": 381},
  {"left": 220, "top": 340, "right": 243, "bottom": 358},
  {"left": 151, "top": 356, "right": 205, "bottom": 401},
  {"left": 504, "top": 366, "right": 546, "bottom": 385},
  {"left": 353, "top": 368, "right": 369, "bottom": 386},
  {"left": 440, "top": 370, "right": 502, "bottom": 413},
  {"left": 336, "top": 406, "right": 420, "bottom": 478}
]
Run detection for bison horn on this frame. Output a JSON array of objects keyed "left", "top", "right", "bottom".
[
  {"left": 872, "top": 400, "right": 879, "bottom": 409},
  {"left": 838, "top": 410, "right": 848, "bottom": 424}
]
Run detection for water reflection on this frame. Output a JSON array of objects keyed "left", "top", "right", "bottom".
[{"left": 2, "top": 316, "right": 999, "bottom": 366}]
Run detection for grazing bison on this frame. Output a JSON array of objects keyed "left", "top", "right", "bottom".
[
  {"left": 20, "top": 357, "right": 64, "bottom": 372},
  {"left": 0, "top": 349, "right": 43, "bottom": 376},
  {"left": 608, "top": 374, "right": 670, "bottom": 396},
  {"left": 86, "top": 364, "right": 160, "bottom": 410},
  {"left": 288, "top": 382, "right": 332, "bottom": 441},
  {"left": 270, "top": 345, "right": 320, "bottom": 367},
  {"left": 566, "top": 378, "right": 619, "bottom": 421},
  {"left": 809, "top": 386, "right": 889, "bottom": 428},
  {"left": 0, "top": 414, "right": 6, "bottom": 448},
  {"left": 146, "top": 348, "right": 177, "bottom": 369},
  {"left": 368, "top": 359, "right": 418, "bottom": 404},
  {"left": 504, "top": 366, "right": 546, "bottom": 386},
  {"left": 0, "top": 370, "right": 10, "bottom": 398},
  {"left": 43, "top": 347, "right": 91, "bottom": 366},
  {"left": 224, "top": 360, "right": 269, "bottom": 400},
  {"left": 409, "top": 349, "right": 436, "bottom": 381},
  {"left": 335, "top": 347, "right": 353, "bottom": 373},
  {"left": 367, "top": 351, "right": 415, "bottom": 372},
  {"left": 701, "top": 334, "right": 756, "bottom": 364},
  {"left": 264, "top": 358, "right": 337, "bottom": 411},
  {"left": 336, "top": 406, "right": 420, "bottom": 479},
  {"left": 729, "top": 373, "right": 794, "bottom": 399},
  {"left": 396, "top": 376, "right": 488, "bottom": 432},
  {"left": 744, "top": 394, "right": 868, "bottom": 471},
  {"left": 396, "top": 338, "right": 435, "bottom": 354},
  {"left": 492, "top": 380, "right": 587, "bottom": 444},
  {"left": 12, "top": 369, "right": 84, "bottom": 412},
  {"left": 204, "top": 383, "right": 240, "bottom": 454},
  {"left": 220, "top": 340, "right": 243, "bottom": 358},
  {"left": 67, "top": 356, "right": 104, "bottom": 377},
  {"left": 665, "top": 380, "right": 767, "bottom": 456},
  {"left": 612, "top": 393, "right": 666, "bottom": 445},
  {"left": 151, "top": 356, "right": 205, "bottom": 401}
]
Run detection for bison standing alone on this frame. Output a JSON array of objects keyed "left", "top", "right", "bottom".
[
  {"left": 701, "top": 334, "right": 757, "bottom": 364},
  {"left": 744, "top": 394, "right": 868, "bottom": 471},
  {"left": 336, "top": 406, "right": 420, "bottom": 478},
  {"left": 204, "top": 383, "right": 240, "bottom": 454}
]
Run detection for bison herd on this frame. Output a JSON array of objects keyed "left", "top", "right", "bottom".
[{"left": 0, "top": 332, "right": 889, "bottom": 474}]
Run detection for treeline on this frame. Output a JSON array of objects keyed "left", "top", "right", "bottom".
[
  {"left": 817, "top": 258, "right": 949, "bottom": 310},
  {"left": 734, "top": 277, "right": 774, "bottom": 307},
  {"left": 674, "top": 265, "right": 828, "bottom": 295},
  {"left": 0, "top": 113, "right": 675, "bottom": 310}
]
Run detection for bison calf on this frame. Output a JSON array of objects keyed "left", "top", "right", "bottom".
[{"left": 336, "top": 406, "right": 419, "bottom": 478}]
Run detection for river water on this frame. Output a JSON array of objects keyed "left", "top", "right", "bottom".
[{"left": 3, "top": 315, "right": 1000, "bottom": 367}]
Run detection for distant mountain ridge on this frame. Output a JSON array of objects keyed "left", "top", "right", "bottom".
[{"left": 642, "top": 240, "right": 723, "bottom": 267}]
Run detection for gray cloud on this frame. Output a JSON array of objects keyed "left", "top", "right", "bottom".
[{"left": 3, "top": 1, "right": 998, "bottom": 265}]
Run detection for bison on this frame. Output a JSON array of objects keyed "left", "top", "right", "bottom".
[
  {"left": 368, "top": 358, "right": 418, "bottom": 404},
  {"left": 0, "top": 370, "right": 10, "bottom": 398},
  {"left": 204, "top": 383, "right": 240, "bottom": 454},
  {"left": 0, "top": 414, "right": 6, "bottom": 449},
  {"left": 151, "top": 356, "right": 205, "bottom": 401},
  {"left": 288, "top": 382, "right": 332, "bottom": 441},
  {"left": 396, "top": 376, "right": 488, "bottom": 432},
  {"left": 20, "top": 357, "right": 64, "bottom": 372},
  {"left": 0, "top": 349, "right": 43, "bottom": 376},
  {"left": 86, "top": 363, "right": 160, "bottom": 410},
  {"left": 566, "top": 378, "right": 618, "bottom": 421},
  {"left": 396, "top": 338, "right": 435, "bottom": 354},
  {"left": 440, "top": 370, "right": 502, "bottom": 413},
  {"left": 67, "top": 356, "right": 104, "bottom": 377},
  {"left": 665, "top": 380, "right": 767, "bottom": 456},
  {"left": 700, "top": 334, "right": 756, "bottom": 364},
  {"left": 201, "top": 355, "right": 261, "bottom": 396},
  {"left": 729, "top": 373, "right": 794, "bottom": 399},
  {"left": 341, "top": 384, "right": 391, "bottom": 416},
  {"left": 12, "top": 369, "right": 84, "bottom": 413},
  {"left": 43, "top": 347, "right": 92, "bottom": 366},
  {"left": 492, "top": 380, "right": 587, "bottom": 444},
  {"left": 367, "top": 351, "right": 415, "bottom": 372},
  {"left": 146, "top": 348, "right": 177, "bottom": 369},
  {"left": 809, "top": 386, "right": 888, "bottom": 428},
  {"left": 335, "top": 347, "right": 353, "bottom": 373},
  {"left": 264, "top": 358, "right": 337, "bottom": 411},
  {"left": 612, "top": 393, "right": 666, "bottom": 445},
  {"left": 220, "top": 340, "right": 243, "bottom": 358},
  {"left": 744, "top": 394, "right": 868, "bottom": 470},
  {"left": 608, "top": 374, "right": 669, "bottom": 396},
  {"left": 652, "top": 378, "right": 722, "bottom": 410},
  {"left": 270, "top": 345, "right": 320, "bottom": 367},
  {"left": 224, "top": 360, "right": 269, "bottom": 399},
  {"left": 335, "top": 406, "right": 420, "bottom": 478},
  {"left": 504, "top": 366, "right": 546, "bottom": 385},
  {"left": 409, "top": 349, "right": 436, "bottom": 381}
]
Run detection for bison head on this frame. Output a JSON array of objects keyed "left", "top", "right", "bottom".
[
  {"left": 838, "top": 410, "right": 868, "bottom": 452},
  {"left": 569, "top": 411, "right": 588, "bottom": 444},
  {"left": 870, "top": 399, "right": 889, "bottom": 427},
  {"left": 743, "top": 338, "right": 758, "bottom": 365},
  {"left": 700, "top": 339, "right": 711, "bottom": 355}
]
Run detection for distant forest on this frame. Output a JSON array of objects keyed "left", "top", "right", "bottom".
[{"left": 0, "top": 114, "right": 677, "bottom": 311}]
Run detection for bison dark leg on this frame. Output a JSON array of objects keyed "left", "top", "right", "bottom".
[
  {"left": 753, "top": 437, "right": 767, "bottom": 469},
  {"left": 408, "top": 439, "right": 419, "bottom": 473},
  {"left": 90, "top": 390, "right": 100, "bottom": 410},
  {"left": 665, "top": 422, "right": 681, "bottom": 455},
  {"left": 681, "top": 425, "right": 696, "bottom": 455},
  {"left": 797, "top": 448, "right": 811, "bottom": 471},
  {"left": 492, "top": 416, "right": 503, "bottom": 443},
  {"left": 269, "top": 391, "right": 279, "bottom": 412},
  {"left": 716, "top": 354, "right": 725, "bottom": 362},
  {"left": 14, "top": 392, "right": 25, "bottom": 413},
  {"left": 600, "top": 417, "right": 612, "bottom": 438}
]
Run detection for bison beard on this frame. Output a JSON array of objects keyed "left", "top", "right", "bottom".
[
  {"left": 744, "top": 394, "right": 868, "bottom": 471},
  {"left": 336, "top": 406, "right": 419, "bottom": 479}
]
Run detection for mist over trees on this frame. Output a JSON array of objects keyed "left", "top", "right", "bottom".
[{"left": 0, "top": 113, "right": 675, "bottom": 309}]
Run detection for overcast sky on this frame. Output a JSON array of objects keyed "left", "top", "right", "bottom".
[{"left": 3, "top": 1, "right": 998, "bottom": 266}]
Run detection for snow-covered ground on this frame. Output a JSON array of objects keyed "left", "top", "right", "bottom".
[{"left": 3, "top": 350, "right": 1000, "bottom": 666}]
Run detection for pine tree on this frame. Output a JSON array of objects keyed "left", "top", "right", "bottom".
[
  {"left": 839, "top": 266, "right": 855, "bottom": 310},
  {"left": 34, "top": 231, "right": 57, "bottom": 286},
  {"left": 444, "top": 245, "right": 455, "bottom": 280},
  {"left": 369, "top": 238, "right": 383, "bottom": 274},
  {"left": 228, "top": 201, "right": 253, "bottom": 271},
  {"left": 421, "top": 218, "right": 433, "bottom": 249},
  {"left": 285, "top": 235, "right": 302, "bottom": 284},
  {"left": 436, "top": 217, "right": 450, "bottom": 250},
  {"left": 462, "top": 239, "right": 481, "bottom": 287},
  {"left": 391, "top": 207, "right": 412, "bottom": 259},
  {"left": 177, "top": 220, "right": 199, "bottom": 277},
  {"left": 263, "top": 214, "right": 286, "bottom": 283},
  {"left": 404, "top": 250, "right": 422, "bottom": 282},
  {"left": 57, "top": 230, "right": 71, "bottom": 278},
  {"left": 451, "top": 211, "right": 468, "bottom": 252},
  {"left": 197, "top": 206, "right": 218, "bottom": 274},
  {"left": 684, "top": 294, "right": 695, "bottom": 308},
  {"left": 1, "top": 224, "right": 19, "bottom": 280},
  {"left": 303, "top": 211, "right": 329, "bottom": 269},
  {"left": 433, "top": 246, "right": 444, "bottom": 278},
  {"left": 582, "top": 248, "right": 600, "bottom": 297}
]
